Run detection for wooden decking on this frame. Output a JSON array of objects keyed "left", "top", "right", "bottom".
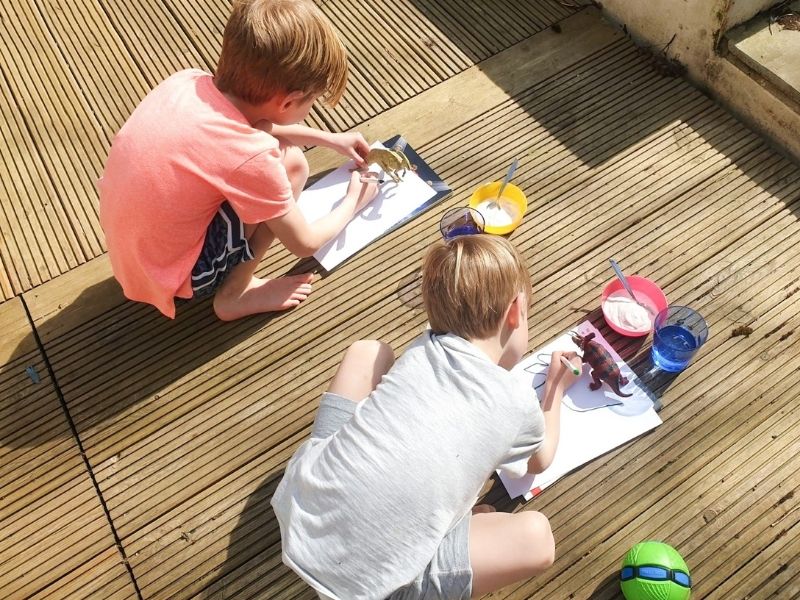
[{"left": 1, "top": 2, "right": 799, "bottom": 599}]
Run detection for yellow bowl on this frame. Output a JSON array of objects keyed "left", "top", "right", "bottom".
[{"left": 468, "top": 182, "right": 528, "bottom": 235}]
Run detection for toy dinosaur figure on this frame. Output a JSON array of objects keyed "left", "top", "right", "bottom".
[
  {"left": 365, "top": 147, "right": 414, "bottom": 183},
  {"left": 571, "top": 332, "right": 632, "bottom": 397}
]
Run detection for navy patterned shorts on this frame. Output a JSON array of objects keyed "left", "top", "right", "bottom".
[{"left": 190, "top": 201, "right": 254, "bottom": 299}]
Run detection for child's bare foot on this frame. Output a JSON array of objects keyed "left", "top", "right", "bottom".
[
  {"left": 472, "top": 504, "right": 497, "bottom": 515},
  {"left": 213, "top": 273, "right": 314, "bottom": 321}
]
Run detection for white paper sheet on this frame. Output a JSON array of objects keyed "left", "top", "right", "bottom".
[
  {"left": 498, "top": 321, "right": 662, "bottom": 500},
  {"left": 296, "top": 142, "right": 437, "bottom": 271}
]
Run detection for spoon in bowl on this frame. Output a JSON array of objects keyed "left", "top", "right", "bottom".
[
  {"left": 609, "top": 258, "right": 656, "bottom": 316},
  {"left": 487, "top": 158, "right": 519, "bottom": 210}
]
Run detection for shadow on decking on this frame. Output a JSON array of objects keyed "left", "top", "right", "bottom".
[
  {"left": 588, "top": 571, "right": 623, "bottom": 600},
  {"left": 406, "top": 3, "right": 684, "bottom": 170},
  {"left": 5, "top": 257, "right": 306, "bottom": 450},
  {"left": 201, "top": 471, "right": 288, "bottom": 599}
]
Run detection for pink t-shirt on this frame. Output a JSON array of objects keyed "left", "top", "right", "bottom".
[{"left": 98, "top": 69, "right": 293, "bottom": 318}]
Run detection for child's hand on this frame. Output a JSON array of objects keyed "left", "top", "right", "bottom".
[
  {"left": 346, "top": 170, "right": 380, "bottom": 212},
  {"left": 550, "top": 351, "right": 581, "bottom": 392},
  {"left": 330, "top": 132, "right": 370, "bottom": 166}
]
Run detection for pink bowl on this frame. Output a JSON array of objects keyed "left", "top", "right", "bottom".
[{"left": 601, "top": 275, "right": 668, "bottom": 337}]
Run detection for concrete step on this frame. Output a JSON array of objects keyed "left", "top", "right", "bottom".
[{"left": 725, "top": 1, "right": 800, "bottom": 108}]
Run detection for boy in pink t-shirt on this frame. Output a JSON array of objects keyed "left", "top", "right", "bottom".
[{"left": 99, "top": 0, "right": 379, "bottom": 320}]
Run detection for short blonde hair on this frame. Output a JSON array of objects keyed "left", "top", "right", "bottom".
[
  {"left": 421, "top": 235, "right": 532, "bottom": 339},
  {"left": 215, "top": 0, "right": 348, "bottom": 106}
]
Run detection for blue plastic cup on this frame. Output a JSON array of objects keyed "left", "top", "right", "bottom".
[
  {"left": 651, "top": 306, "right": 709, "bottom": 372},
  {"left": 440, "top": 207, "right": 485, "bottom": 240}
]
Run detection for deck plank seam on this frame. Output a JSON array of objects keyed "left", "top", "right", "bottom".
[{"left": 17, "top": 294, "right": 145, "bottom": 600}]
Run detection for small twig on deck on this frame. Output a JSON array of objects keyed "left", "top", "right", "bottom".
[
  {"left": 661, "top": 33, "right": 677, "bottom": 54},
  {"left": 768, "top": 1, "right": 799, "bottom": 34},
  {"left": 633, "top": 33, "right": 677, "bottom": 54},
  {"left": 634, "top": 33, "right": 686, "bottom": 78}
]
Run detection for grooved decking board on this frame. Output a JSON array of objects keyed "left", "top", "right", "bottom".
[
  {"left": 0, "top": 299, "right": 137, "bottom": 600},
  {"left": 99, "top": 0, "right": 209, "bottom": 84},
  {"left": 18, "top": 8, "right": 800, "bottom": 599},
  {"left": 0, "top": 0, "right": 109, "bottom": 299},
  {"left": 31, "top": 0, "right": 151, "bottom": 138},
  {"left": 0, "top": 68, "right": 76, "bottom": 299}
]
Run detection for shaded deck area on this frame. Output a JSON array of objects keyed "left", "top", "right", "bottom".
[{"left": 1, "top": 1, "right": 799, "bottom": 598}]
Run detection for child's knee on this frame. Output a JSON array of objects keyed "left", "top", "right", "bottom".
[
  {"left": 347, "top": 340, "right": 395, "bottom": 372},
  {"left": 519, "top": 511, "right": 555, "bottom": 572},
  {"left": 282, "top": 143, "right": 309, "bottom": 185}
]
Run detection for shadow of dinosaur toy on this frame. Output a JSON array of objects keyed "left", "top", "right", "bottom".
[{"left": 571, "top": 331, "right": 633, "bottom": 397}]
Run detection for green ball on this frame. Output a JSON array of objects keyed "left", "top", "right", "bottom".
[{"left": 620, "top": 541, "right": 691, "bottom": 600}]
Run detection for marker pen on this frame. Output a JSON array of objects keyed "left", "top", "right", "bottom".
[{"left": 560, "top": 355, "right": 581, "bottom": 376}]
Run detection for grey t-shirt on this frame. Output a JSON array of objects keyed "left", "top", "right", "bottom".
[{"left": 271, "top": 332, "right": 545, "bottom": 600}]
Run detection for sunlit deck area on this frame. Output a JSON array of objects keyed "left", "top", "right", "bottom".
[{"left": 1, "top": 1, "right": 799, "bottom": 598}]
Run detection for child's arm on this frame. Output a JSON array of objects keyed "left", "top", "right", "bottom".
[
  {"left": 266, "top": 170, "right": 379, "bottom": 257},
  {"left": 527, "top": 351, "right": 581, "bottom": 474},
  {"left": 269, "top": 124, "right": 369, "bottom": 165}
]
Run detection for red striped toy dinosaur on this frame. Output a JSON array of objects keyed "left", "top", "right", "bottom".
[{"left": 571, "top": 332, "right": 632, "bottom": 398}]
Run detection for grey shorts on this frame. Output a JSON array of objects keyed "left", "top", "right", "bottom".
[{"left": 312, "top": 393, "right": 473, "bottom": 600}]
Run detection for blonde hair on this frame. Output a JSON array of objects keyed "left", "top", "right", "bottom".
[
  {"left": 421, "top": 235, "right": 532, "bottom": 339},
  {"left": 215, "top": 0, "right": 348, "bottom": 106}
]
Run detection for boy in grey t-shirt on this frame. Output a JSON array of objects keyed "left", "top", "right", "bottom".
[{"left": 272, "top": 235, "right": 581, "bottom": 600}]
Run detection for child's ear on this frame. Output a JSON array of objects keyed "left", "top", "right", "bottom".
[
  {"left": 506, "top": 292, "right": 526, "bottom": 329},
  {"left": 279, "top": 90, "right": 308, "bottom": 112}
]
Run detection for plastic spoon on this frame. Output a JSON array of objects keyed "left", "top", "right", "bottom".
[
  {"left": 487, "top": 158, "right": 519, "bottom": 210},
  {"left": 609, "top": 259, "right": 656, "bottom": 315}
]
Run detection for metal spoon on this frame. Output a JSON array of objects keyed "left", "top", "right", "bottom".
[
  {"left": 487, "top": 158, "right": 519, "bottom": 210},
  {"left": 609, "top": 259, "right": 656, "bottom": 315}
]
